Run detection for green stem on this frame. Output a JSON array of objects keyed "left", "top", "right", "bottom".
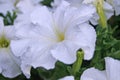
[
  {"left": 72, "top": 50, "right": 84, "bottom": 77},
  {"left": 96, "top": 0, "right": 108, "bottom": 28}
]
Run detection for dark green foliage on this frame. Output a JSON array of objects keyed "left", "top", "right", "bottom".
[
  {"left": 90, "top": 24, "right": 120, "bottom": 70},
  {"left": 41, "top": 0, "right": 53, "bottom": 7},
  {"left": 0, "top": 11, "right": 17, "bottom": 25},
  {"left": 37, "top": 61, "right": 70, "bottom": 80}
]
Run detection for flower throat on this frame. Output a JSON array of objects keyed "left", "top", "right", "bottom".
[{"left": 0, "top": 36, "right": 10, "bottom": 48}]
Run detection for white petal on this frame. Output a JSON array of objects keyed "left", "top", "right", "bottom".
[
  {"left": 16, "top": 0, "right": 40, "bottom": 24},
  {"left": 53, "top": 3, "right": 95, "bottom": 35},
  {"left": 51, "top": 0, "right": 62, "bottom": 8},
  {"left": 11, "top": 31, "right": 56, "bottom": 71},
  {"left": 20, "top": 45, "right": 56, "bottom": 70},
  {"left": 53, "top": 0, "right": 70, "bottom": 33},
  {"left": 0, "top": 17, "right": 4, "bottom": 27},
  {"left": 81, "top": 67, "right": 107, "bottom": 80},
  {"left": 66, "top": 23, "right": 96, "bottom": 60},
  {"left": 114, "top": 0, "right": 120, "bottom": 15},
  {"left": 16, "top": 0, "right": 34, "bottom": 14},
  {"left": 105, "top": 57, "right": 120, "bottom": 80},
  {"left": 59, "top": 76, "right": 74, "bottom": 80},
  {"left": 79, "top": 24, "right": 96, "bottom": 60},
  {"left": 0, "top": 48, "right": 21, "bottom": 78},
  {"left": 83, "top": 0, "right": 95, "bottom": 4},
  {"left": 15, "top": 13, "right": 31, "bottom": 24},
  {"left": 103, "top": 2, "right": 114, "bottom": 19},
  {"left": 21, "top": 64, "right": 31, "bottom": 78},
  {"left": 10, "top": 39, "right": 30, "bottom": 57},
  {"left": 31, "top": 48, "right": 56, "bottom": 69},
  {"left": 30, "top": 24, "right": 57, "bottom": 41},
  {"left": 0, "top": 67, "right": 2, "bottom": 73},
  {"left": 0, "top": 3, "right": 14, "bottom": 14},
  {"left": 30, "top": 6, "right": 58, "bottom": 40},
  {"left": 114, "top": 6, "right": 120, "bottom": 16},
  {"left": 0, "top": 0, "right": 15, "bottom": 3},
  {"left": 12, "top": 37, "right": 57, "bottom": 70},
  {"left": 31, "top": 0, "right": 43, "bottom": 5},
  {"left": 0, "top": 17, "right": 4, "bottom": 37},
  {"left": 31, "top": 6, "right": 53, "bottom": 29},
  {"left": 4, "top": 26, "right": 16, "bottom": 40},
  {"left": 14, "top": 23, "right": 38, "bottom": 38},
  {"left": 63, "top": 4, "right": 96, "bottom": 28},
  {"left": 65, "top": 0, "right": 83, "bottom": 7},
  {"left": 51, "top": 41, "right": 79, "bottom": 64},
  {"left": 90, "top": 13, "right": 99, "bottom": 25}
]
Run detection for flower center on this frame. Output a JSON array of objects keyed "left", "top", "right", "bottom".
[
  {"left": 0, "top": 36, "right": 10, "bottom": 48},
  {"left": 53, "top": 24, "right": 65, "bottom": 42},
  {"left": 57, "top": 32, "right": 65, "bottom": 42}
]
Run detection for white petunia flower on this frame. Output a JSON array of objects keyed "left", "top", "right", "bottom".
[
  {"left": 59, "top": 76, "right": 74, "bottom": 80},
  {"left": 11, "top": 1, "right": 96, "bottom": 78},
  {"left": 81, "top": 57, "right": 120, "bottom": 80},
  {"left": 0, "top": 17, "right": 21, "bottom": 78},
  {"left": 106, "top": 0, "right": 120, "bottom": 15}
]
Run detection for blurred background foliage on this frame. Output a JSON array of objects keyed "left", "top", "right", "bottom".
[{"left": 0, "top": 0, "right": 120, "bottom": 80}]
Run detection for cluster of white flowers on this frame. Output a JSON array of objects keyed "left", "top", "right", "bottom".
[{"left": 0, "top": 0, "right": 120, "bottom": 79}]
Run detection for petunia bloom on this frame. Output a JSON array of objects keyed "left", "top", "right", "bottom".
[
  {"left": 81, "top": 57, "right": 120, "bottom": 80},
  {"left": 0, "top": 17, "right": 21, "bottom": 78},
  {"left": 11, "top": 1, "right": 96, "bottom": 78}
]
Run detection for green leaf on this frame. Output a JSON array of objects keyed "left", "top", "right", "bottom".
[
  {"left": 2, "top": 11, "right": 17, "bottom": 25},
  {"left": 37, "top": 61, "right": 70, "bottom": 80},
  {"left": 41, "top": 0, "right": 53, "bottom": 7}
]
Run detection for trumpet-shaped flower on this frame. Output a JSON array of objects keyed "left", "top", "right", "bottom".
[
  {"left": 81, "top": 57, "right": 120, "bottom": 80},
  {"left": 0, "top": 17, "right": 21, "bottom": 78},
  {"left": 11, "top": 1, "right": 96, "bottom": 78}
]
